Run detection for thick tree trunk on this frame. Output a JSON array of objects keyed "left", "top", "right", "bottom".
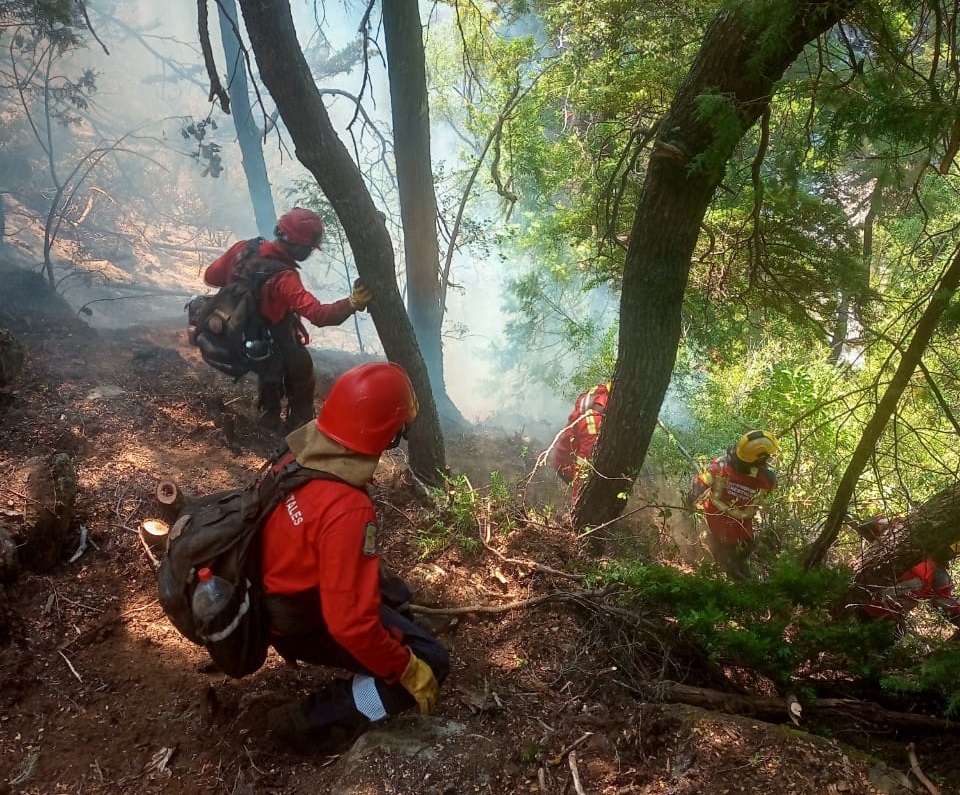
[
  {"left": 235, "top": 0, "right": 445, "bottom": 482},
  {"left": 217, "top": 0, "right": 276, "bottom": 238},
  {"left": 15, "top": 453, "right": 78, "bottom": 573},
  {"left": 839, "top": 483, "right": 960, "bottom": 615},
  {"left": 574, "top": 1, "right": 859, "bottom": 531},
  {"left": 382, "top": 0, "right": 468, "bottom": 432},
  {"left": 0, "top": 328, "right": 24, "bottom": 388}
]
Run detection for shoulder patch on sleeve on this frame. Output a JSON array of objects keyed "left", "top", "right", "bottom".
[{"left": 362, "top": 522, "right": 378, "bottom": 557}]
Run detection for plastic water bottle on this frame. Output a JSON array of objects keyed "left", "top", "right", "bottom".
[{"left": 191, "top": 567, "right": 234, "bottom": 626}]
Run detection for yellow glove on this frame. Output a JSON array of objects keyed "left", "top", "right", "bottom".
[
  {"left": 349, "top": 279, "right": 373, "bottom": 311},
  {"left": 400, "top": 651, "right": 439, "bottom": 714}
]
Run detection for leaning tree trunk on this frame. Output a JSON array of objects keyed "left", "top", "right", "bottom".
[
  {"left": 574, "top": 1, "right": 859, "bottom": 531},
  {"left": 382, "top": 0, "right": 468, "bottom": 432},
  {"left": 840, "top": 482, "right": 960, "bottom": 613},
  {"left": 804, "top": 243, "right": 960, "bottom": 569},
  {"left": 235, "top": 0, "right": 445, "bottom": 482}
]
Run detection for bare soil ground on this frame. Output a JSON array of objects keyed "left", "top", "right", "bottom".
[{"left": 1, "top": 258, "right": 959, "bottom": 795}]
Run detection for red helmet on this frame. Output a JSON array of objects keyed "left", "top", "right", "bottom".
[
  {"left": 275, "top": 207, "right": 325, "bottom": 247},
  {"left": 316, "top": 363, "right": 419, "bottom": 455}
]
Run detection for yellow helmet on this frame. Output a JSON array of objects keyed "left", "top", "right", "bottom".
[
  {"left": 734, "top": 430, "right": 779, "bottom": 464},
  {"left": 951, "top": 539, "right": 960, "bottom": 557}
]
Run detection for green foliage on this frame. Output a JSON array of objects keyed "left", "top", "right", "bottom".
[
  {"left": 0, "top": 0, "right": 82, "bottom": 38},
  {"left": 881, "top": 642, "right": 960, "bottom": 717},
  {"left": 598, "top": 557, "right": 900, "bottom": 689},
  {"left": 500, "top": 263, "right": 618, "bottom": 395},
  {"left": 415, "top": 471, "right": 519, "bottom": 557},
  {"left": 439, "top": 0, "right": 960, "bottom": 578},
  {"left": 430, "top": 1, "right": 712, "bottom": 392},
  {"left": 691, "top": 93, "right": 744, "bottom": 179}
]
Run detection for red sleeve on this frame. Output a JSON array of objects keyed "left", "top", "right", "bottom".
[
  {"left": 261, "top": 269, "right": 355, "bottom": 327},
  {"left": 203, "top": 240, "right": 248, "bottom": 287},
  {"left": 552, "top": 402, "right": 586, "bottom": 480},
  {"left": 316, "top": 507, "right": 411, "bottom": 680},
  {"left": 552, "top": 430, "right": 576, "bottom": 481}
]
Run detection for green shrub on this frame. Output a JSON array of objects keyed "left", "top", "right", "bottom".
[
  {"left": 415, "top": 471, "right": 519, "bottom": 557},
  {"left": 596, "top": 557, "right": 903, "bottom": 691}
]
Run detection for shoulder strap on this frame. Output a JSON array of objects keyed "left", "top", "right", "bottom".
[
  {"left": 579, "top": 384, "right": 608, "bottom": 416},
  {"left": 246, "top": 447, "right": 360, "bottom": 523},
  {"left": 220, "top": 452, "right": 359, "bottom": 583},
  {"left": 230, "top": 238, "right": 295, "bottom": 298}
]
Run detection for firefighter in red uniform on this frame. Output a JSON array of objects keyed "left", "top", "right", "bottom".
[
  {"left": 551, "top": 381, "right": 611, "bottom": 498},
  {"left": 856, "top": 517, "right": 960, "bottom": 637},
  {"left": 689, "top": 430, "right": 778, "bottom": 580},
  {"left": 261, "top": 362, "right": 449, "bottom": 751},
  {"left": 204, "top": 207, "right": 373, "bottom": 432}
]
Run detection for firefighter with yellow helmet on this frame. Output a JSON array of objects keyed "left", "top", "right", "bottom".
[{"left": 689, "top": 430, "right": 779, "bottom": 580}]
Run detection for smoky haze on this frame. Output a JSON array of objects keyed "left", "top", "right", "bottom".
[{"left": 1, "top": 0, "right": 572, "bottom": 435}]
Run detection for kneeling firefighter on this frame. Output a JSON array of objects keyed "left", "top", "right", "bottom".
[{"left": 262, "top": 362, "right": 450, "bottom": 751}]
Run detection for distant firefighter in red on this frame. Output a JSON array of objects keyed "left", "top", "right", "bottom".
[
  {"left": 551, "top": 381, "right": 611, "bottom": 498},
  {"left": 688, "top": 430, "right": 779, "bottom": 580}
]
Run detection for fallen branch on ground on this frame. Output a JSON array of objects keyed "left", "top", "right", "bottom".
[
  {"left": 568, "top": 750, "right": 587, "bottom": 795},
  {"left": 483, "top": 535, "right": 585, "bottom": 581},
  {"left": 657, "top": 681, "right": 960, "bottom": 733},
  {"left": 409, "top": 586, "right": 619, "bottom": 616},
  {"left": 908, "top": 742, "right": 941, "bottom": 795}
]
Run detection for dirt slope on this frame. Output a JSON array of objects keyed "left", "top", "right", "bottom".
[{"left": 0, "top": 259, "right": 957, "bottom": 795}]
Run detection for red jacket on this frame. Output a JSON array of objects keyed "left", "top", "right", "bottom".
[
  {"left": 204, "top": 239, "right": 355, "bottom": 334},
  {"left": 260, "top": 478, "right": 410, "bottom": 681},
  {"left": 864, "top": 559, "right": 960, "bottom": 621},
  {"left": 700, "top": 453, "right": 776, "bottom": 544},
  {"left": 552, "top": 383, "right": 610, "bottom": 488}
]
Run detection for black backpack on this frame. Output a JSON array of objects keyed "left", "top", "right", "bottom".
[
  {"left": 186, "top": 238, "right": 295, "bottom": 379},
  {"left": 157, "top": 449, "right": 345, "bottom": 678}
]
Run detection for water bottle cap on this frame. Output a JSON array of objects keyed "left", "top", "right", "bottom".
[{"left": 197, "top": 567, "right": 212, "bottom": 581}]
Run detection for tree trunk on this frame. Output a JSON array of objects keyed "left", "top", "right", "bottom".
[
  {"left": 382, "top": 0, "right": 468, "bottom": 432},
  {"left": 829, "top": 179, "right": 881, "bottom": 363},
  {"left": 235, "top": 0, "right": 445, "bottom": 482},
  {"left": 840, "top": 483, "right": 960, "bottom": 614},
  {"left": 804, "top": 244, "right": 960, "bottom": 569},
  {"left": 217, "top": 0, "right": 277, "bottom": 238},
  {"left": 0, "top": 328, "right": 24, "bottom": 388},
  {"left": 574, "top": 1, "right": 859, "bottom": 532},
  {"left": 657, "top": 681, "right": 959, "bottom": 731},
  {"left": 15, "top": 453, "right": 78, "bottom": 573}
]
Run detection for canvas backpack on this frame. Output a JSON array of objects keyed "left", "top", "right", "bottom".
[
  {"left": 187, "top": 238, "right": 295, "bottom": 379},
  {"left": 156, "top": 449, "right": 348, "bottom": 678}
]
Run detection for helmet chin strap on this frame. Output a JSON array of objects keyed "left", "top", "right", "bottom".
[
  {"left": 386, "top": 424, "right": 409, "bottom": 450},
  {"left": 274, "top": 237, "right": 311, "bottom": 261},
  {"left": 289, "top": 244, "right": 313, "bottom": 261}
]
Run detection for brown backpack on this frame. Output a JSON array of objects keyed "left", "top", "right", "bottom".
[
  {"left": 157, "top": 449, "right": 345, "bottom": 678},
  {"left": 187, "top": 238, "right": 294, "bottom": 378}
]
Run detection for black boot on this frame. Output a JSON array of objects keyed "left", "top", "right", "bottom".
[
  {"left": 258, "top": 410, "right": 283, "bottom": 433},
  {"left": 267, "top": 693, "right": 369, "bottom": 754}
]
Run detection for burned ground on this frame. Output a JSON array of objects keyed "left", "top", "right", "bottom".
[{"left": 1, "top": 260, "right": 958, "bottom": 795}]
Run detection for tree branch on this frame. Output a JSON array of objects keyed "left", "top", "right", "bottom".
[
  {"left": 75, "top": 0, "right": 109, "bottom": 55},
  {"left": 196, "top": 0, "right": 230, "bottom": 113}
]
